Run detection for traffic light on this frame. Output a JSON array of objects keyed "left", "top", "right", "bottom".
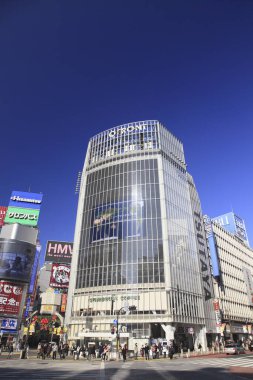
[{"left": 111, "top": 327, "right": 115, "bottom": 334}]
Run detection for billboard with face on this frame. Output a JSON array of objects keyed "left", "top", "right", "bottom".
[
  {"left": 0, "top": 239, "right": 36, "bottom": 283},
  {"left": 90, "top": 200, "right": 144, "bottom": 242},
  {"left": 0, "top": 281, "right": 23, "bottom": 316},
  {"left": 49, "top": 263, "right": 70, "bottom": 288},
  {"left": 45, "top": 241, "right": 73, "bottom": 264}
]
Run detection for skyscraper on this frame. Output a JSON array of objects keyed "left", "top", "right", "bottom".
[{"left": 66, "top": 120, "right": 215, "bottom": 349}]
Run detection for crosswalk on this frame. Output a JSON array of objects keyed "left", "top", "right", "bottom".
[{"left": 189, "top": 355, "right": 253, "bottom": 368}]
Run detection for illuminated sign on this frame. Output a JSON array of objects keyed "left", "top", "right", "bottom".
[
  {"left": 9, "top": 191, "right": 43, "bottom": 210},
  {"left": 4, "top": 207, "right": 40, "bottom": 226}
]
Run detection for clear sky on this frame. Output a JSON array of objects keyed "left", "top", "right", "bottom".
[{"left": 1, "top": 0, "right": 253, "bottom": 266}]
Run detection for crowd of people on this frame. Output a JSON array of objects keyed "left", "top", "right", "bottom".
[{"left": 37, "top": 342, "right": 69, "bottom": 359}]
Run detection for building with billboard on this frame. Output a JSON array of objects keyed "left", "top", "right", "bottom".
[
  {"left": 0, "top": 191, "right": 43, "bottom": 338},
  {"left": 212, "top": 212, "right": 249, "bottom": 246},
  {"left": 203, "top": 216, "right": 253, "bottom": 341},
  {"left": 66, "top": 120, "right": 215, "bottom": 349}
]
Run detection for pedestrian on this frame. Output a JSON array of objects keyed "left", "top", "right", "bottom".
[
  {"left": 37, "top": 342, "right": 42, "bottom": 358},
  {"left": 25, "top": 343, "right": 29, "bottom": 359},
  {"left": 140, "top": 345, "right": 144, "bottom": 358},
  {"left": 122, "top": 344, "right": 127, "bottom": 362},
  {"left": 134, "top": 343, "right": 138, "bottom": 360},
  {"left": 7, "top": 343, "right": 13, "bottom": 359},
  {"left": 168, "top": 345, "right": 174, "bottom": 360},
  {"left": 52, "top": 343, "right": 58, "bottom": 360},
  {"left": 144, "top": 343, "right": 150, "bottom": 360}
]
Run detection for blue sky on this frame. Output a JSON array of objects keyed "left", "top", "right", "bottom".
[{"left": 0, "top": 0, "right": 253, "bottom": 265}]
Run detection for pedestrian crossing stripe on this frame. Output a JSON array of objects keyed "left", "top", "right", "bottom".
[{"left": 190, "top": 358, "right": 253, "bottom": 368}]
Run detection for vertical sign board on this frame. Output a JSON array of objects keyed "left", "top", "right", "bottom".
[
  {"left": 242, "top": 267, "right": 253, "bottom": 306},
  {"left": 61, "top": 293, "right": 68, "bottom": 313},
  {"left": 0, "top": 206, "right": 7, "bottom": 227},
  {"left": 28, "top": 241, "right": 42, "bottom": 294},
  {"left": 203, "top": 215, "right": 220, "bottom": 277},
  {"left": 213, "top": 299, "right": 222, "bottom": 333}
]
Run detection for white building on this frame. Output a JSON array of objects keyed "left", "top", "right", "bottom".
[
  {"left": 66, "top": 121, "right": 217, "bottom": 350},
  {"left": 204, "top": 216, "right": 253, "bottom": 342}
]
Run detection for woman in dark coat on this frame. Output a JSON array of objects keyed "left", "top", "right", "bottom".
[{"left": 122, "top": 344, "right": 127, "bottom": 362}]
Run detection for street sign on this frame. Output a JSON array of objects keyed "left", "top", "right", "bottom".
[
  {"left": 113, "top": 319, "right": 117, "bottom": 325},
  {"left": 188, "top": 327, "right": 194, "bottom": 334}
]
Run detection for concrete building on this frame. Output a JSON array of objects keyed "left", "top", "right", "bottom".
[
  {"left": 204, "top": 215, "right": 253, "bottom": 342},
  {"left": 66, "top": 120, "right": 216, "bottom": 350}
]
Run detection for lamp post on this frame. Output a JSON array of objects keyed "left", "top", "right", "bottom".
[{"left": 116, "top": 305, "right": 136, "bottom": 359}]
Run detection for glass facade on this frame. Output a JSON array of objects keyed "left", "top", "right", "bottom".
[
  {"left": 77, "top": 159, "right": 164, "bottom": 288},
  {"left": 67, "top": 121, "right": 207, "bottom": 342}
]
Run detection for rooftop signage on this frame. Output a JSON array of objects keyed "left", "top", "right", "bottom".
[
  {"left": 108, "top": 124, "right": 148, "bottom": 138},
  {"left": 9, "top": 191, "right": 43, "bottom": 210}
]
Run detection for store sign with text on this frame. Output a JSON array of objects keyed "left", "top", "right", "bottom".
[
  {"left": 45, "top": 241, "right": 73, "bottom": 264},
  {"left": 0, "top": 281, "right": 23, "bottom": 316},
  {"left": 4, "top": 207, "right": 40, "bottom": 226},
  {"left": 9, "top": 191, "right": 43, "bottom": 210}
]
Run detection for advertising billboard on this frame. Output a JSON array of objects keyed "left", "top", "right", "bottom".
[
  {"left": 4, "top": 207, "right": 40, "bottom": 227},
  {"left": 60, "top": 293, "right": 68, "bottom": 313},
  {"left": 212, "top": 212, "right": 249, "bottom": 245},
  {"left": 8, "top": 191, "right": 43, "bottom": 210},
  {"left": 1, "top": 318, "right": 18, "bottom": 331},
  {"left": 0, "top": 206, "right": 7, "bottom": 227},
  {"left": 45, "top": 241, "right": 73, "bottom": 264},
  {"left": 203, "top": 215, "right": 220, "bottom": 277},
  {"left": 91, "top": 200, "right": 144, "bottom": 242},
  {"left": 0, "top": 239, "right": 36, "bottom": 283},
  {"left": 49, "top": 263, "right": 70, "bottom": 288},
  {"left": 0, "top": 281, "right": 23, "bottom": 316}
]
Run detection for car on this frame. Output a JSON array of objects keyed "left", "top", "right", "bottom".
[{"left": 224, "top": 344, "right": 245, "bottom": 355}]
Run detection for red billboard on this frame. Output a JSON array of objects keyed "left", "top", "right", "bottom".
[
  {"left": 49, "top": 263, "right": 70, "bottom": 288},
  {"left": 0, "top": 206, "right": 7, "bottom": 227},
  {"left": 0, "top": 281, "right": 23, "bottom": 316}
]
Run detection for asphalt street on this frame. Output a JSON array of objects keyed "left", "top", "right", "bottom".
[{"left": 0, "top": 355, "right": 253, "bottom": 380}]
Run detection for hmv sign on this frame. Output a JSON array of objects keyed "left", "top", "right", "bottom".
[{"left": 45, "top": 241, "right": 73, "bottom": 264}]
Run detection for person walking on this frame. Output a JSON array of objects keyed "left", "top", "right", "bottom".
[
  {"left": 122, "top": 344, "right": 127, "bottom": 362},
  {"left": 134, "top": 343, "right": 138, "bottom": 360},
  {"left": 7, "top": 343, "right": 13, "bottom": 359},
  {"left": 52, "top": 344, "right": 58, "bottom": 360},
  {"left": 144, "top": 343, "right": 150, "bottom": 360}
]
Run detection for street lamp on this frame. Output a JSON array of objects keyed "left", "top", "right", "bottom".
[{"left": 116, "top": 305, "right": 136, "bottom": 359}]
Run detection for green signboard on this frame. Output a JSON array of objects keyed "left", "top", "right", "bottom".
[{"left": 5, "top": 207, "right": 40, "bottom": 226}]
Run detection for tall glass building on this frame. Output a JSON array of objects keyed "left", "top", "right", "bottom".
[{"left": 66, "top": 120, "right": 216, "bottom": 349}]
